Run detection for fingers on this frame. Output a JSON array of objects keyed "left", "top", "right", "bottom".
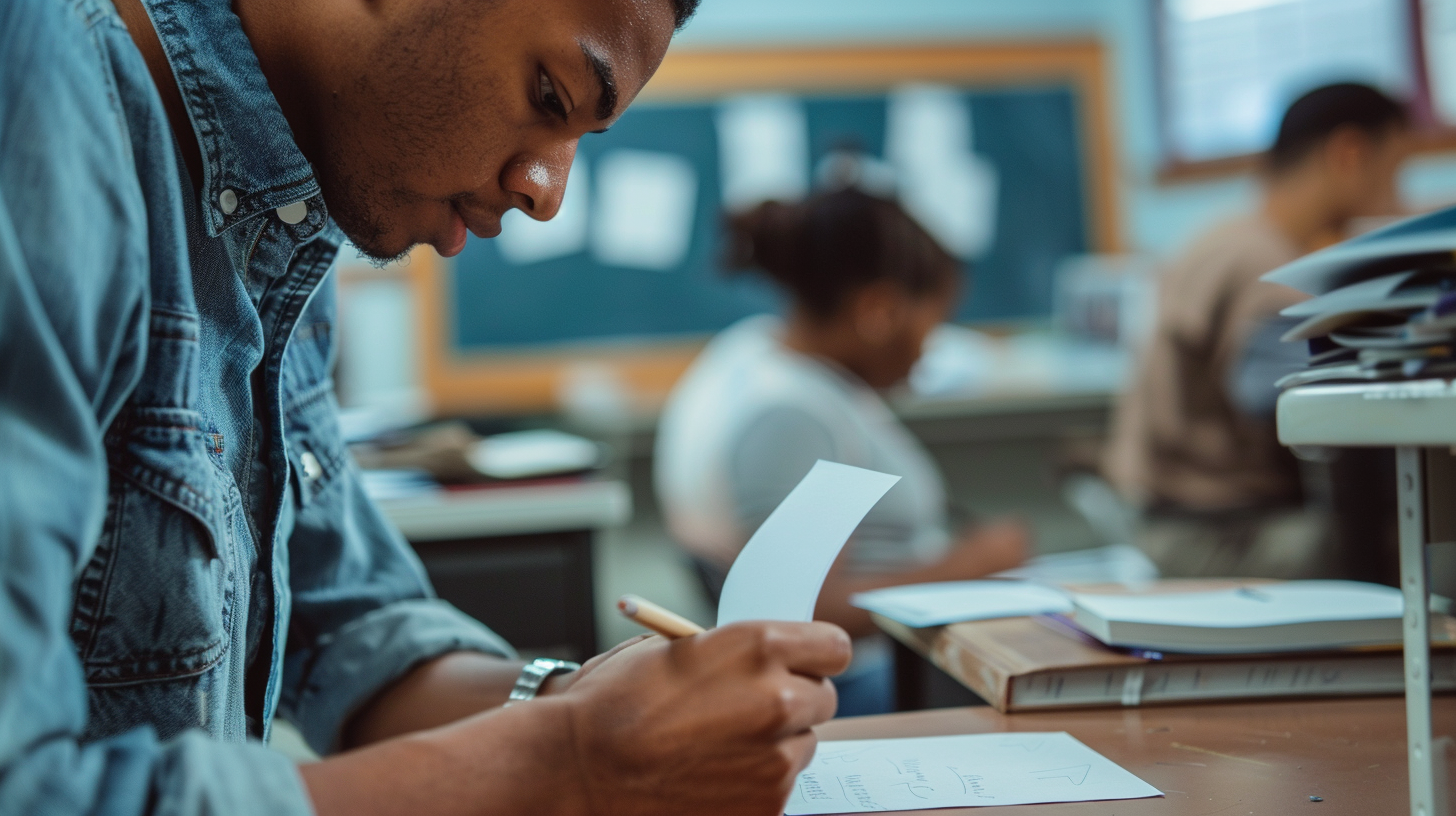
[
  {"left": 775, "top": 674, "right": 839, "bottom": 736},
  {"left": 755, "top": 621, "right": 853, "bottom": 678},
  {"left": 779, "top": 729, "right": 822, "bottom": 778}
]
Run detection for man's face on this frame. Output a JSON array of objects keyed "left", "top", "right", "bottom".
[
  {"left": 1326, "top": 124, "right": 1412, "bottom": 221},
  {"left": 316, "top": 0, "right": 676, "bottom": 263}
]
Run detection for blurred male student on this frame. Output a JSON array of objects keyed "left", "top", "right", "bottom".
[
  {"left": 0, "top": 0, "right": 854, "bottom": 814},
  {"left": 1104, "top": 83, "right": 1411, "bottom": 578},
  {"left": 656, "top": 188, "right": 1029, "bottom": 716}
]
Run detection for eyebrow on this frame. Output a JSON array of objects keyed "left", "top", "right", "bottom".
[{"left": 580, "top": 42, "right": 619, "bottom": 122}]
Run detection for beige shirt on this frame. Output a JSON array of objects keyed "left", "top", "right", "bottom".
[{"left": 1104, "top": 215, "right": 1308, "bottom": 512}]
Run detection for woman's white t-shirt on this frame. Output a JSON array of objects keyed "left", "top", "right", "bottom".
[{"left": 655, "top": 315, "right": 952, "bottom": 574}]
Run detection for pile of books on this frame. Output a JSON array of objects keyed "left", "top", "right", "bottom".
[
  {"left": 1264, "top": 206, "right": 1456, "bottom": 388},
  {"left": 863, "top": 578, "right": 1456, "bottom": 712}
]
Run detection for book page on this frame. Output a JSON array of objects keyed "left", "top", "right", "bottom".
[
  {"left": 785, "top": 732, "right": 1161, "bottom": 814},
  {"left": 718, "top": 461, "right": 899, "bottom": 626}
]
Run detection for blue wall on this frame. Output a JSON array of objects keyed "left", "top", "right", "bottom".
[{"left": 676, "top": 0, "right": 1456, "bottom": 257}]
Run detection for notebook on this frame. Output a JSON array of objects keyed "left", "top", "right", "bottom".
[{"left": 1068, "top": 580, "right": 1404, "bottom": 654}]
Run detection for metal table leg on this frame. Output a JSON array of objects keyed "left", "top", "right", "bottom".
[{"left": 1399, "top": 447, "right": 1438, "bottom": 816}]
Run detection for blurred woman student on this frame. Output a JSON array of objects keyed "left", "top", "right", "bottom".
[{"left": 655, "top": 188, "right": 1029, "bottom": 717}]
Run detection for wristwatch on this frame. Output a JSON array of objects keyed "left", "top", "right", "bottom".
[{"left": 505, "top": 657, "right": 581, "bottom": 706}]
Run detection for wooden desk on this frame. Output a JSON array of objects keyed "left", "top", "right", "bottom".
[
  {"left": 817, "top": 697, "right": 1455, "bottom": 814},
  {"left": 378, "top": 480, "right": 630, "bottom": 661}
]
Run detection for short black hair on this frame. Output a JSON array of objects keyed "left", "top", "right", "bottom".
[
  {"left": 726, "top": 189, "right": 960, "bottom": 319},
  {"left": 671, "top": 0, "right": 700, "bottom": 30},
  {"left": 1268, "top": 82, "right": 1409, "bottom": 173}
]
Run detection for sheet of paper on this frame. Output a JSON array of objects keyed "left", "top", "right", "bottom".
[
  {"left": 718, "top": 461, "right": 900, "bottom": 626},
  {"left": 590, "top": 149, "right": 698, "bottom": 271},
  {"left": 716, "top": 93, "right": 809, "bottom": 211},
  {"left": 785, "top": 732, "right": 1161, "bottom": 814},
  {"left": 850, "top": 580, "right": 1073, "bottom": 629},
  {"left": 497, "top": 153, "right": 590, "bottom": 264},
  {"left": 1262, "top": 205, "right": 1456, "bottom": 295},
  {"left": 1280, "top": 270, "right": 1413, "bottom": 317}
]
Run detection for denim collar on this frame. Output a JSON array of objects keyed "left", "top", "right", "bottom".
[{"left": 140, "top": 0, "right": 322, "bottom": 240}]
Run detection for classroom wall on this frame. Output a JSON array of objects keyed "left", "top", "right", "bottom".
[
  {"left": 335, "top": 0, "right": 1456, "bottom": 410},
  {"left": 675, "top": 0, "right": 1456, "bottom": 256}
]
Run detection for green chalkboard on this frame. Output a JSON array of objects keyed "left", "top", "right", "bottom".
[{"left": 448, "top": 86, "right": 1089, "bottom": 351}]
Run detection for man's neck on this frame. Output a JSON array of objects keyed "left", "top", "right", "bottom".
[
  {"left": 1261, "top": 169, "right": 1346, "bottom": 254},
  {"left": 112, "top": 0, "right": 328, "bottom": 187},
  {"left": 113, "top": 0, "right": 204, "bottom": 187},
  {"left": 232, "top": 0, "right": 326, "bottom": 167}
]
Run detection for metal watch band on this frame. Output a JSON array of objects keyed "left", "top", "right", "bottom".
[{"left": 504, "top": 657, "right": 581, "bottom": 706}]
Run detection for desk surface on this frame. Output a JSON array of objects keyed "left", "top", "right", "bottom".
[
  {"left": 817, "top": 697, "right": 1450, "bottom": 814},
  {"left": 377, "top": 479, "right": 631, "bottom": 541}
]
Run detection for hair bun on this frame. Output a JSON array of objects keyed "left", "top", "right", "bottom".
[{"left": 725, "top": 200, "right": 806, "bottom": 282}]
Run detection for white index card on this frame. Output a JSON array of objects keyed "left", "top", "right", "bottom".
[
  {"left": 497, "top": 153, "right": 590, "bottom": 264},
  {"left": 784, "top": 732, "right": 1162, "bottom": 814},
  {"left": 717, "top": 461, "right": 900, "bottom": 627},
  {"left": 590, "top": 149, "right": 698, "bottom": 271},
  {"left": 716, "top": 93, "right": 810, "bottom": 211}
]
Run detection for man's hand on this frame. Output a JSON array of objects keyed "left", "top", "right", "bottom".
[
  {"left": 559, "top": 621, "right": 851, "bottom": 816},
  {"left": 302, "top": 621, "right": 850, "bottom": 816}
]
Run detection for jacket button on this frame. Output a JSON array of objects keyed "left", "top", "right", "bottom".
[
  {"left": 218, "top": 188, "right": 239, "bottom": 215},
  {"left": 299, "top": 450, "right": 322, "bottom": 482},
  {"left": 276, "top": 200, "right": 308, "bottom": 225}
]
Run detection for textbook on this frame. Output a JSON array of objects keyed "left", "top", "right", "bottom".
[
  {"left": 875, "top": 605, "right": 1456, "bottom": 713},
  {"left": 1068, "top": 580, "right": 1405, "bottom": 654}
]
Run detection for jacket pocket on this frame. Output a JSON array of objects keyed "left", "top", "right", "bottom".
[
  {"left": 71, "top": 407, "right": 232, "bottom": 684},
  {"left": 284, "top": 380, "right": 347, "bottom": 508}
]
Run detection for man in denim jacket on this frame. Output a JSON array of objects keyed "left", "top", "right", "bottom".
[{"left": 0, "top": 0, "right": 851, "bottom": 814}]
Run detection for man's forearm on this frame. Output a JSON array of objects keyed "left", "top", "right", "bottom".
[
  {"left": 343, "top": 652, "right": 549, "bottom": 748},
  {"left": 305, "top": 696, "right": 586, "bottom": 816}
]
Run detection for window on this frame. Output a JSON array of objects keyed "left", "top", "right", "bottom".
[{"left": 1156, "top": 0, "right": 1422, "bottom": 170}]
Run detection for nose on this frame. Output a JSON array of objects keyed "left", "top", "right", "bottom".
[{"left": 501, "top": 140, "right": 578, "bottom": 221}]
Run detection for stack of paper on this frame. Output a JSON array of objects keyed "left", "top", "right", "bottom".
[{"left": 1264, "top": 206, "right": 1456, "bottom": 388}]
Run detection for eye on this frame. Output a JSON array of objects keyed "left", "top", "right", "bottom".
[{"left": 538, "top": 69, "right": 568, "bottom": 122}]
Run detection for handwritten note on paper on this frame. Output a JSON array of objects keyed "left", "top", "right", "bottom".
[
  {"left": 784, "top": 733, "right": 1161, "bottom": 814},
  {"left": 717, "top": 461, "right": 900, "bottom": 626}
]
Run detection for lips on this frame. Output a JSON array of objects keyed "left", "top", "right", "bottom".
[
  {"left": 437, "top": 204, "right": 468, "bottom": 258},
  {"left": 454, "top": 201, "right": 502, "bottom": 240},
  {"left": 434, "top": 201, "right": 504, "bottom": 257}
]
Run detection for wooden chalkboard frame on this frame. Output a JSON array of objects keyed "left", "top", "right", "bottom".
[{"left": 410, "top": 40, "right": 1121, "bottom": 416}]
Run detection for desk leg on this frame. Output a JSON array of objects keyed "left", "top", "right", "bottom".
[
  {"left": 892, "top": 639, "right": 928, "bottom": 712},
  {"left": 1398, "top": 447, "right": 1438, "bottom": 816}
]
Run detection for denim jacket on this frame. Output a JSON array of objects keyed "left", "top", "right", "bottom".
[{"left": 0, "top": 0, "right": 511, "bottom": 813}]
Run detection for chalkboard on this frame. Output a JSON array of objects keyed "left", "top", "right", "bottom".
[
  {"left": 449, "top": 86, "right": 1089, "bottom": 350},
  {"left": 413, "top": 42, "right": 1120, "bottom": 414}
]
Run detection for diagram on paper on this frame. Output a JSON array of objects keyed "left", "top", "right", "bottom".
[{"left": 784, "top": 732, "right": 1161, "bottom": 814}]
